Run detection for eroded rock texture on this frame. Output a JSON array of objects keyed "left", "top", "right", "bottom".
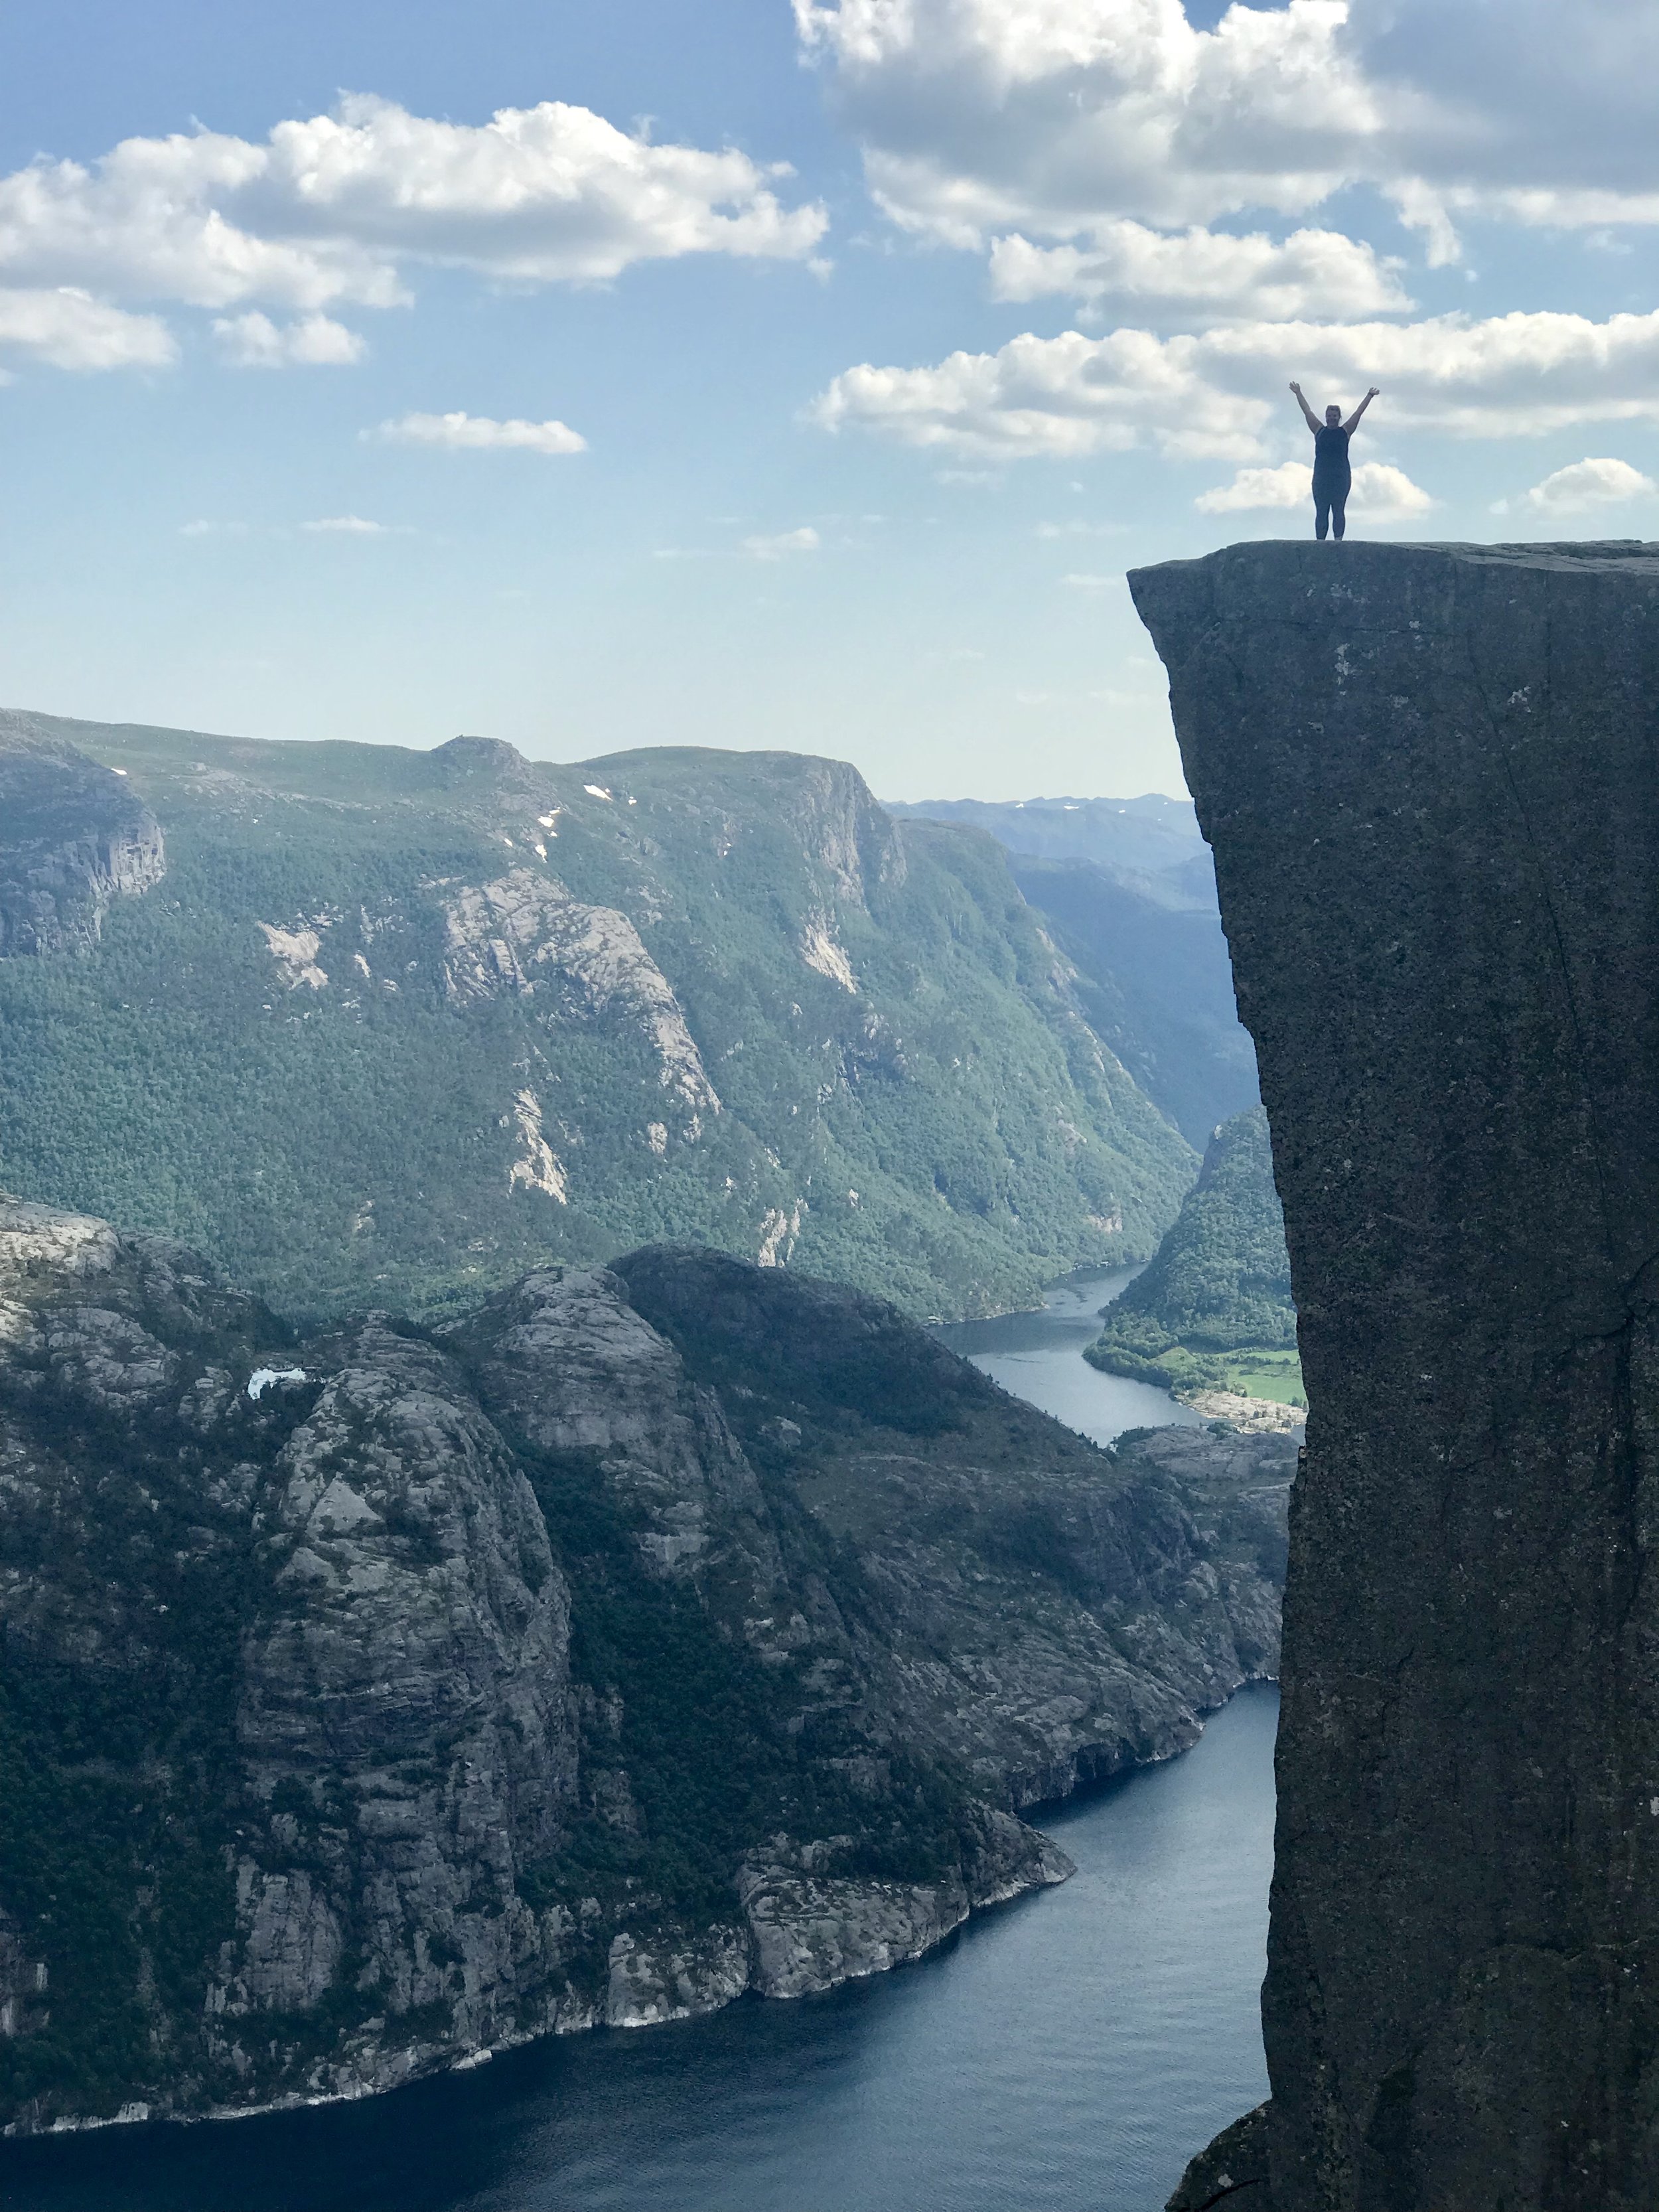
[
  {"left": 1132, "top": 541, "right": 1659, "bottom": 2212},
  {"left": 0, "top": 722, "right": 165, "bottom": 954},
  {"left": 0, "top": 1200, "right": 1286, "bottom": 2133}
]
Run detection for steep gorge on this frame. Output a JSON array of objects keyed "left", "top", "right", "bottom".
[{"left": 1135, "top": 541, "right": 1659, "bottom": 2212}]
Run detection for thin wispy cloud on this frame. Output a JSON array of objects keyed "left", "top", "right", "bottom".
[
  {"left": 301, "top": 515, "right": 404, "bottom": 535},
  {"left": 743, "top": 526, "right": 820, "bottom": 559},
  {"left": 372, "top": 410, "right": 587, "bottom": 455}
]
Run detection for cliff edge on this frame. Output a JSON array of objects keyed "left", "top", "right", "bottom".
[
  {"left": 1133, "top": 541, "right": 1659, "bottom": 2212},
  {"left": 0, "top": 1201, "right": 1285, "bottom": 2134},
  {"left": 0, "top": 722, "right": 164, "bottom": 956}
]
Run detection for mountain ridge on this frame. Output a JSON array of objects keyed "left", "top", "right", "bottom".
[{"left": 0, "top": 713, "right": 1194, "bottom": 1323}]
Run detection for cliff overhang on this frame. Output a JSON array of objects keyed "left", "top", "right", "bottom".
[{"left": 1136, "top": 540, "right": 1659, "bottom": 2212}]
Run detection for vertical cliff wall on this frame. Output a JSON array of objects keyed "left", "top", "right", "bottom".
[{"left": 1131, "top": 542, "right": 1659, "bottom": 2212}]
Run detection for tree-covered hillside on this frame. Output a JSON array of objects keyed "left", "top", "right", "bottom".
[
  {"left": 891, "top": 794, "right": 1258, "bottom": 1145},
  {"left": 1005, "top": 854, "right": 1258, "bottom": 1147},
  {"left": 0, "top": 713, "right": 1196, "bottom": 1321},
  {"left": 1088, "top": 1106, "right": 1299, "bottom": 1401}
]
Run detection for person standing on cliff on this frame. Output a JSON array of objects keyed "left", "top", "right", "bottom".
[{"left": 1290, "top": 383, "right": 1379, "bottom": 540}]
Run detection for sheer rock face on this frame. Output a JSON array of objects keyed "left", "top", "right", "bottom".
[
  {"left": 1131, "top": 540, "right": 1659, "bottom": 2212},
  {"left": 0, "top": 1200, "right": 1285, "bottom": 2134},
  {"left": 0, "top": 725, "right": 165, "bottom": 955}
]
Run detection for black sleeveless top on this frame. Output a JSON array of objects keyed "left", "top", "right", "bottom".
[{"left": 1313, "top": 422, "right": 1351, "bottom": 484}]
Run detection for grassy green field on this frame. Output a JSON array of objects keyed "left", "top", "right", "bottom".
[{"left": 1198, "top": 1349, "right": 1305, "bottom": 1407}]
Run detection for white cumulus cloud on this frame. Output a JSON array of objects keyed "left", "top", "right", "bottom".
[
  {"left": 214, "top": 311, "right": 366, "bottom": 366},
  {"left": 794, "top": 0, "right": 1659, "bottom": 260},
  {"left": 1196, "top": 459, "right": 1433, "bottom": 520},
  {"left": 988, "top": 221, "right": 1411, "bottom": 323},
  {"left": 301, "top": 515, "right": 397, "bottom": 534},
  {"left": 0, "top": 94, "right": 827, "bottom": 371},
  {"left": 814, "top": 329, "right": 1269, "bottom": 461},
  {"left": 1521, "top": 457, "right": 1658, "bottom": 512},
  {"left": 373, "top": 409, "right": 588, "bottom": 455},
  {"left": 0, "top": 284, "right": 175, "bottom": 370},
  {"left": 744, "top": 526, "right": 822, "bottom": 559},
  {"left": 814, "top": 309, "right": 1659, "bottom": 462}
]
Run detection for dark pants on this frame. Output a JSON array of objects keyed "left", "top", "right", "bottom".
[{"left": 1314, "top": 481, "right": 1348, "bottom": 540}]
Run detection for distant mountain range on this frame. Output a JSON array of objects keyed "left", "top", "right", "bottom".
[
  {"left": 0, "top": 714, "right": 1212, "bottom": 1323},
  {"left": 889, "top": 794, "right": 1259, "bottom": 1147},
  {"left": 884, "top": 793, "right": 1210, "bottom": 901}
]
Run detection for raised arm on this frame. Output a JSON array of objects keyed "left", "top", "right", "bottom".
[
  {"left": 1344, "top": 386, "right": 1380, "bottom": 435},
  {"left": 1289, "top": 381, "right": 1320, "bottom": 433}
]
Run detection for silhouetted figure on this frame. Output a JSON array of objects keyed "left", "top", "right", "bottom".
[{"left": 1291, "top": 383, "right": 1378, "bottom": 539}]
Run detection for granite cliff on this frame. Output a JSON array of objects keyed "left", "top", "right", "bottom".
[
  {"left": 1135, "top": 542, "right": 1659, "bottom": 2212},
  {"left": 0, "top": 1196, "right": 1287, "bottom": 2135},
  {"left": 0, "top": 727, "right": 164, "bottom": 957}
]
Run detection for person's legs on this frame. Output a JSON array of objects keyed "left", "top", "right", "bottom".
[
  {"left": 1332, "top": 492, "right": 1348, "bottom": 541},
  {"left": 1315, "top": 494, "right": 1331, "bottom": 540}
]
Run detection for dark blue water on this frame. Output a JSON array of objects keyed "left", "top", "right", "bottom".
[{"left": 0, "top": 1278, "right": 1271, "bottom": 2212}]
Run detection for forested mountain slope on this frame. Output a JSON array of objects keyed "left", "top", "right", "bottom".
[
  {"left": 1088, "top": 1106, "right": 1298, "bottom": 1400},
  {"left": 1004, "top": 855, "right": 1258, "bottom": 1147},
  {"left": 0, "top": 1197, "right": 1287, "bottom": 2132},
  {"left": 0, "top": 713, "right": 1194, "bottom": 1321},
  {"left": 891, "top": 794, "right": 1258, "bottom": 1145}
]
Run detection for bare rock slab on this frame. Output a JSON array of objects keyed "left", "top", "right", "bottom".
[{"left": 1131, "top": 540, "right": 1659, "bottom": 2211}]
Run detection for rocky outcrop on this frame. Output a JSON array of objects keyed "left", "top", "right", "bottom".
[
  {"left": 0, "top": 721, "right": 164, "bottom": 955},
  {"left": 1131, "top": 540, "right": 1659, "bottom": 2212},
  {"left": 1167, "top": 2103, "right": 1272, "bottom": 2211},
  {"left": 0, "top": 1199, "right": 1284, "bottom": 2134},
  {"left": 436, "top": 869, "right": 720, "bottom": 1113}
]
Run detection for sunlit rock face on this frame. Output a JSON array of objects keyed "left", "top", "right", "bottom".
[
  {"left": 0, "top": 722, "right": 165, "bottom": 955},
  {"left": 1135, "top": 541, "right": 1659, "bottom": 2212}
]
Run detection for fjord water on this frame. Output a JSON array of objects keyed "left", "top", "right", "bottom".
[
  {"left": 934, "top": 1264, "right": 1204, "bottom": 1444},
  {"left": 3, "top": 1276, "right": 1269, "bottom": 2212}
]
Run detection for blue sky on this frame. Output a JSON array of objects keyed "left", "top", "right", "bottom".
[{"left": 3, "top": 0, "right": 1657, "bottom": 800}]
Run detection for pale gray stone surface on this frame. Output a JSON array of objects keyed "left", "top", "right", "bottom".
[{"left": 0, "top": 719, "right": 165, "bottom": 956}]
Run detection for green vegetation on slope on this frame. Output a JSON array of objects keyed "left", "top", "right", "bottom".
[
  {"left": 0, "top": 717, "right": 1195, "bottom": 1322},
  {"left": 1088, "top": 1106, "right": 1301, "bottom": 1403},
  {"left": 0, "top": 1300, "right": 292, "bottom": 2120},
  {"left": 1007, "top": 853, "right": 1258, "bottom": 1148}
]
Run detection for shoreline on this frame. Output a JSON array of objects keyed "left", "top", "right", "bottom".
[{"left": 3, "top": 1676, "right": 1273, "bottom": 2148}]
